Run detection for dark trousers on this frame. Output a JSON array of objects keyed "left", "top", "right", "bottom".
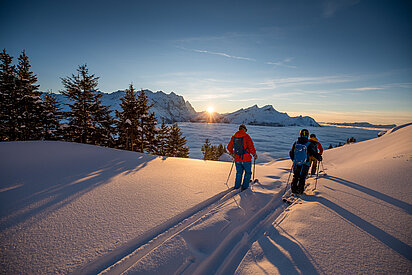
[{"left": 291, "top": 164, "right": 310, "bottom": 194}]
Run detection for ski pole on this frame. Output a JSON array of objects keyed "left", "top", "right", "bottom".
[
  {"left": 314, "top": 161, "right": 320, "bottom": 190},
  {"left": 225, "top": 159, "right": 235, "bottom": 189},
  {"left": 320, "top": 160, "right": 325, "bottom": 173},
  {"left": 282, "top": 162, "right": 294, "bottom": 196},
  {"left": 253, "top": 157, "right": 256, "bottom": 181}
]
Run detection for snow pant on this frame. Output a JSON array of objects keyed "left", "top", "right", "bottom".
[
  {"left": 234, "top": 161, "right": 252, "bottom": 190},
  {"left": 310, "top": 156, "right": 318, "bottom": 175},
  {"left": 291, "top": 164, "right": 310, "bottom": 194}
]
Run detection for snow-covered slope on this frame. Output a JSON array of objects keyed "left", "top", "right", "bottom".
[
  {"left": 1, "top": 123, "right": 411, "bottom": 274},
  {"left": 221, "top": 105, "right": 320, "bottom": 127},
  {"left": 53, "top": 90, "right": 197, "bottom": 123},
  {"left": 237, "top": 124, "right": 412, "bottom": 274}
]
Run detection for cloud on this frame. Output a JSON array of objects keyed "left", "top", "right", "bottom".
[
  {"left": 192, "top": 49, "right": 256, "bottom": 61},
  {"left": 322, "top": 0, "right": 360, "bottom": 18},
  {"left": 260, "top": 75, "right": 357, "bottom": 89},
  {"left": 266, "top": 57, "right": 297, "bottom": 69},
  {"left": 178, "top": 46, "right": 256, "bottom": 61}
]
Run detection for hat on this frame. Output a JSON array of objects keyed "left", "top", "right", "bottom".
[
  {"left": 239, "top": 124, "right": 247, "bottom": 132},
  {"left": 300, "top": 129, "right": 309, "bottom": 137}
]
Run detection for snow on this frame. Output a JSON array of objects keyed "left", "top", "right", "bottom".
[{"left": 1, "top": 123, "right": 411, "bottom": 274}]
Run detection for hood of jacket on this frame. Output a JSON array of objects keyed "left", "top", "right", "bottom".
[{"left": 310, "top": 136, "right": 319, "bottom": 142}]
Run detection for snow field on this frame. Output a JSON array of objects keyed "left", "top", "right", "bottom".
[
  {"left": 1, "top": 123, "right": 411, "bottom": 274},
  {"left": 237, "top": 124, "right": 412, "bottom": 274}
]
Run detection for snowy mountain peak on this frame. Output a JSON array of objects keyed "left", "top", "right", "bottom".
[{"left": 221, "top": 104, "right": 319, "bottom": 127}]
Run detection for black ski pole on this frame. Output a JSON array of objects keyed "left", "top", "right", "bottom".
[
  {"left": 320, "top": 160, "right": 325, "bottom": 173},
  {"left": 314, "top": 161, "right": 320, "bottom": 190},
  {"left": 282, "top": 162, "right": 294, "bottom": 196},
  {"left": 253, "top": 157, "right": 256, "bottom": 181},
  {"left": 225, "top": 159, "right": 235, "bottom": 189}
]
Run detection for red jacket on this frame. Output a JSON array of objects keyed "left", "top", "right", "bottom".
[{"left": 227, "top": 130, "right": 256, "bottom": 162}]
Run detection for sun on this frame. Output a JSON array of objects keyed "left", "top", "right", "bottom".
[{"left": 206, "top": 106, "right": 214, "bottom": 114}]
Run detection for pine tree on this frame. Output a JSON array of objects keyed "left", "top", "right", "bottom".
[
  {"left": 144, "top": 112, "right": 158, "bottom": 153},
  {"left": 156, "top": 120, "right": 170, "bottom": 156},
  {"left": 201, "top": 138, "right": 214, "bottom": 160},
  {"left": 201, "top": 140, "right": 227, "bottom": 161},
  {"left": 61, "top": 64, "right": 114, "bottom": 145},
  {"left": 216, "top": 144, "right": 227, "bottom": 159},
  {"left": 0, "top": 49, "right": 18, "bottom": 141},
  {"left": 135, "top": 89, "right": 157, "bottom": 153},
  {"left": 90, "top": 94, "right": 116, "bottom": 147},
  {"left": 167, "top": 123, "right": 189, "bottom": 158},
  {"left": 16, "top": 50, "right": 43, "bottom": 140},
  {"left": 42, "top": 93, "right": 62, "bottom": 140},
  {"left": 116, "top": 83, "right": 139, "bottom": 151}
]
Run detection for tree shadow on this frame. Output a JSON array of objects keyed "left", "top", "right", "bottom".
[
  {"left": 323, "top": 175, "right": 412, "bottom": 215},
  {"left": 0, "top": 149, "right": 157, "bottom": 231},
  {"left": 303, "top": 195, "right": 412, "bottom": 262},
  {"left": 256, "top": 224, "right": 320, "bottom": 274}
]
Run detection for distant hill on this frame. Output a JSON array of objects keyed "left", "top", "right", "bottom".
[{"left": 49, "top": 91, "right": 320, "bottom": 127}]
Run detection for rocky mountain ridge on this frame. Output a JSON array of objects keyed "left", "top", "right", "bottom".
[{"left": 50, "top": 90, "right": 320, "bottom": 126}]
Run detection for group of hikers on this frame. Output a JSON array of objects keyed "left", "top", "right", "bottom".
[{"left": 227, "top": 124, "right": 323, "bottom": 194}]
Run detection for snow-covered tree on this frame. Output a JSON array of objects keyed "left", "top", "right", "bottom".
[
  {"left": 116, "top": 83, "right": 139, "bottom": 151},
  {"left": 61, "top": 64, "right": 114, "bottom": 145},
  {"left": 167, "top": 123, "right": 189, "bottom": 158},
  {"left": 135, "top": 89, "right": 157, "bottom": 153},
  {"left": 156, "top": 120, "right": 170, "bottom": 156},
  {"left": 0, "top": 49, "right": 18, "bottom": 141},
  {"left": 16, "top": 50, "right": 43, "bottom": 140},
  {"left": 41, "top": 93, "right": 62, "bottom": 140}
]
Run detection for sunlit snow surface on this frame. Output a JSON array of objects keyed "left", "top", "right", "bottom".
[{"left": 178, "top": 123, "right": 380, "bottom": 162}]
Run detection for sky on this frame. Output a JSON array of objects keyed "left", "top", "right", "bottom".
[{"left": 1, "top": 0, "right": 411, "bottom": 124}]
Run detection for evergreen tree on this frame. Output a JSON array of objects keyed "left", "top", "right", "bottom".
[
  {"left": 201, "top": 140, "right": 227, "bottom": 160},
  {"left": 144, "top": 112, "right": 158, "bottom": 153},
  {"left": 16, "top": 50, "right": 43, "bottom": 140},
  {"left": 216, "top": 144, "right": 227, "bottom": 159},
  {"left": 90, "top": 95, "right": 116, "bottom": 147},
  {"left": 156, "top": 120, "right": 170, "bottom": 156},
  {"left": 116, "top": 83, "right": 139, "bottom": 151},
  {"left": 0, "top": 49, "right": 18, "bottom": 141},
  {"left": 135, "top": 89, "right": 157, "bottom": 153},
  {"left": 42, "top": 93, "right": 62, "bottom": 140},
  {"left": 167, "top": 123, "right": 189, "bottom": 158},
  {"left": 61, "top": 64, "right": 114, "bottom": 145},
  {"left": 201, "top": 138, "right": 214, "bottom": 160}
]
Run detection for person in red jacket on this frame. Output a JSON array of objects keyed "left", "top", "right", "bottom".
[
  {"left": 309, "top": 134, "right": 323, "bottom": 175},
  {"left": 227, "top": 124, "right": 257, "bottom": 190}
]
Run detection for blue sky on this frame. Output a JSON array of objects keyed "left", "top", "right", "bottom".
[{"left": 1, "top": 0, "right": 411, "bottom": 124}]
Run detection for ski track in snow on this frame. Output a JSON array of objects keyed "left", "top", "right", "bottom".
[
  {"left": 73, "top": 179, "right": 290, "bottom": 275},
  {"left": 95, "top": 179, "right": 322, "bottom": 275}
]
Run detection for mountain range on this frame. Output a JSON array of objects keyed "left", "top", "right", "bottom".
[{"left": 51, "top": 90, "right": 320, "bottom": 127}]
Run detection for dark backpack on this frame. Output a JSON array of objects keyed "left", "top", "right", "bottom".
[
  {"left": 294, "top": 141, "right": 311, "bottom": 166},
  {"left": 233, "top": 136, "right": 247, "bottom": 156}
]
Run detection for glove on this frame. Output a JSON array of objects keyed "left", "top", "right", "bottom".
[
  {"left": 318, "top": 155, "right": 323, "bottom": 161},
  {"left": 253, "top": 154, "right": 258, "bottom": 159}
]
